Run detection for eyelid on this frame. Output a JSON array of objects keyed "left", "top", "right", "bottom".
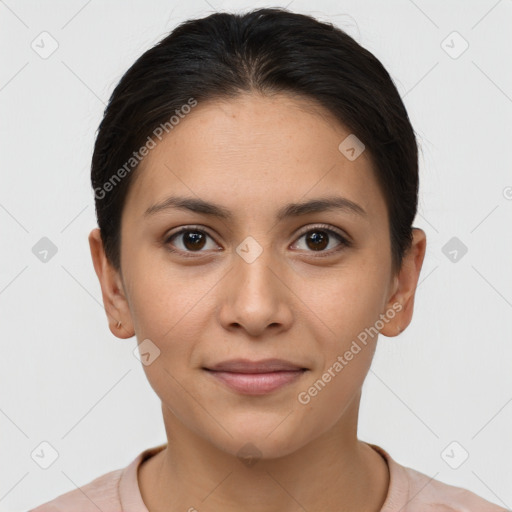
[
  {"left": 166, "top": 224, "right": 215, "bottom": 239},
  {"left": 293, "top": 223, "right": 351, "bottom": 243}
]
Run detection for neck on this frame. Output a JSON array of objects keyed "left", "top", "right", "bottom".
[{"left": 138, "top": 397, "right": 389, "bottom": 512}]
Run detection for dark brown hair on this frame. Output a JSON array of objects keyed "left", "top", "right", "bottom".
[{"left": 91, "top": 7, "right": 419, "bottom": 275}]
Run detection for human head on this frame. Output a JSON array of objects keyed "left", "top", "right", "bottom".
[{"left": 89, "top": 7, "right": 426, "bottom": 460}]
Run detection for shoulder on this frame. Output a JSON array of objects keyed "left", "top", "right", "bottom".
[
  {"left": 27, "top": 467, "right": 124, "bottom": 512},
  {"left": 403, "top": 464, "right": 507, "bottom": 511},
  {"left": 368, "top": 443, "right": 507, "bottom": 512}
]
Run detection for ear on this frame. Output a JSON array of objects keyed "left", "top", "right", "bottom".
[
  {"left": 379, "top": 228, "right": 427, "bottom": 337},
  {"left": 88, "top": 227, "right": 134, "bottom": 339}
]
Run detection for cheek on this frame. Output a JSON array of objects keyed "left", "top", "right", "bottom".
[
  {"left": 126, "top": 249, "right": 207, "bottom": 334},
  {"left": 295, "top": 277, "right": 383, "bottom": 426},
  {"left": 128, "top": 268, "right": 208, "bottom": 424},
  {"left": 291, "top": 326, "right": 376, "bottom": 450},
  {"left": 298, "top": 262, "right": 389, "bottom": 346},
  {"left": 126, "top": 249, "right": 220, "bottom": 362}
]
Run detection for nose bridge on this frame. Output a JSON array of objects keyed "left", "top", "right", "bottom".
[
  {"left": 234, "top": 234, "right": 280, "bottom": 302},
  {"left": 218, "top": 234, "right": 292, "bottom": 335}
]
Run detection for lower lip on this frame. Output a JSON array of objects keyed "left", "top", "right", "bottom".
[{"left": 205, "top": 369, "right": 306, "bottom": 395}]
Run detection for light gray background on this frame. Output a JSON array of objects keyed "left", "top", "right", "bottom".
[{"left": 1, "top": 1, "right": 511, "bottom": 510}]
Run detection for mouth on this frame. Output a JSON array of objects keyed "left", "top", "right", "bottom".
[{"left": 203, "top": 358, "right": 308, "bottom": 395}]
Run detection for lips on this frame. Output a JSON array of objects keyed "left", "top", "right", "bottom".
[
  {"left": 204, "top": 358, "right": 307, "bottom": 373},
  {"left": 203, "top": 358, "right": 308, "bottom": 395}
]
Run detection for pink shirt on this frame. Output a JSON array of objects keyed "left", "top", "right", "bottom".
[{"left": 29, "top": 443, "right": 507, "bottom": 511}]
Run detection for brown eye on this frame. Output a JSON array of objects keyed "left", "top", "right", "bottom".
[
  {"left": 165, "top": 227, "right": 219, "bottom": 255},
  {"left": 292, "top": 225, "right": 351, "bottom": 255},
  {"left": 304, "top": 230, "right": 329, "bottom": 251},
  {"left": 181, "top": 231, "right": 207, "bottom": 251}
]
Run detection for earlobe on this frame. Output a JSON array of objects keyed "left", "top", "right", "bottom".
[
  {"left": 88, "top": 228, "right": 134, "bottom": 339},
  {"left": 379, "top": 228, "right": 427, "bottom": 337}
]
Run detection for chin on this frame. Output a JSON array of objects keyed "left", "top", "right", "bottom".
[{"left": 206, "top": 418, "right": 310, "bottom": 461}]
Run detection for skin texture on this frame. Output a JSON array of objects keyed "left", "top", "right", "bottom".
[{"left": 89, "top": 92, "right": 426, "bottom": 512}]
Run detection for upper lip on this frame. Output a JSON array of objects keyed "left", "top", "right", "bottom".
[{"left": 204, "top": 358, "right": 307, "bottom": 374}]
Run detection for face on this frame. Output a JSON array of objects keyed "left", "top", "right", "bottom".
[{"left": 90, "top": 92, "right": 425, "bottom": 459}]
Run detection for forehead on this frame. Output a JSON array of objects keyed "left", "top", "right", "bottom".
[{"left": 122, "top": 93, "right": 387, "bottom": 226}]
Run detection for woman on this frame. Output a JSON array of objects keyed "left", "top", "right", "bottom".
[{"left": 30, "top": 7, "right": 506, "bottom": 511}]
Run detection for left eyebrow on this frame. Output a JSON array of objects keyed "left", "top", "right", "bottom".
[
  {"left": 276, "top": 196, "right": 367, "bottom": 220},
  {"left": 143, "top": 195, "right": 368, "bottom": 221}
]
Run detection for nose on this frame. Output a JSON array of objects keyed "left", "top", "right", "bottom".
[{"left": 217, "top": 245, "right": 294, "bottom": 338}]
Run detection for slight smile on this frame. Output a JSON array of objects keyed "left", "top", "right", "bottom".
[{"left": 203, "top": 358, "right": 309, "bottom": 395}]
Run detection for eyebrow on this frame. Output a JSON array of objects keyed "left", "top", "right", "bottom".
[{"left": 144, "top": 195, "right": 367, "bottom": 221}]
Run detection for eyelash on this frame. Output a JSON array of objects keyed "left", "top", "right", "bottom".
[{"left": 163, "top": 224, "right": 352, "bottom": 259}]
